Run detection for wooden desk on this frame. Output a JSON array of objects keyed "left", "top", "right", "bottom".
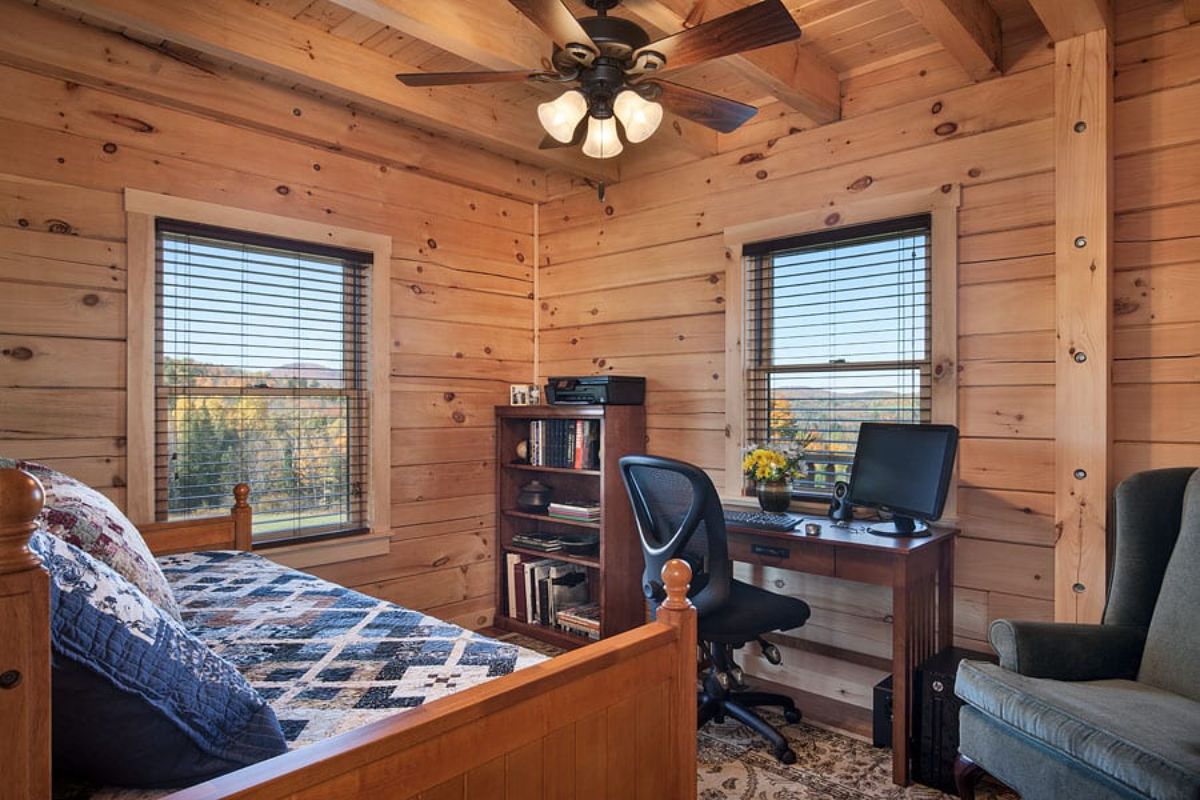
[{"left": 723, "top": 511, "right": 957, "bottom": 786}]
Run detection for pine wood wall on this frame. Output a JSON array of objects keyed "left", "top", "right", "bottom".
[
  {"left": 0, "top": 1, "right": 535, "bottom": 630},
  {"left": 536, "top": 0, "right": 1200, "bottom": 705}
]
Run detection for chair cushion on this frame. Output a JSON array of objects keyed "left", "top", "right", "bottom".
[
  {"left": 956, "top": 660, "right": 1200, "bottom": 800},
  {"left": 31, "top": 531, "right": 287, "bottom": 788},
  {"left": 2, "top": 458, "right": 180, "bottom": 618},
  {"left": 1139, "top": 469, "right": 1200, "bottom": 702},
  {"left": 697, "top": 578, "right": 810, "bottom": 643}
]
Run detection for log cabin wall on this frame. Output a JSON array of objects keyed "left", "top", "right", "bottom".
[
  {"left": 537, "top": 0, "right": 1200, "bottom": 705},
  {"left": 0, "top": 0, "right": 537, "bottom": 630}
]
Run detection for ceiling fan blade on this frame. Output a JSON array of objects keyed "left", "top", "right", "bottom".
[
  {"left": 648, "top": 80, "right": 758, "bottom": 133},
  {"left": 633, "top": 0, "right": 801, "bottom": 73},
  {"left": 539, "top": 117, "right": 588, "bottom": 149},
  {"left": 396, "top": 70, "right": 556, "bottom": 87},
  {"left": 508, "top": 0, "right": 598, "bottom": 63}
]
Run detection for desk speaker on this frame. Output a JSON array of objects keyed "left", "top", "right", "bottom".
[{"left": 829, "top": 480, "right": 853, "bottom": 522}]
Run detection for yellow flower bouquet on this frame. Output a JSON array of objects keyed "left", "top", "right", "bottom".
[{"left": 742, "top": 443, "right": 807, "bottom": 483}]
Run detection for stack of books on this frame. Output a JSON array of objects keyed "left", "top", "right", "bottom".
[
  {"left": 504, "top": 552, "right": 597, "bottom": 639},
  {"left": 547, "top": 499, "right": 601, "bottom": 523},
  {"left": 528, "top": 419, "right": 601, "bottom": 469},
  {"left": 555, "top": 603, "right": 601, "bottom": 640}
]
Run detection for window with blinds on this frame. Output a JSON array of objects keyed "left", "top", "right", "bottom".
[
  {"left": 155, "top": 220, "right": 370, "bottom": 544},
  {"left": 744, "top": 214, "right": 932, "bottom": 497}
]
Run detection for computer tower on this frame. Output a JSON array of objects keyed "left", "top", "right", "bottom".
[
  {"left": 872, "top": 674, "right": 893, "bottom": 748},
  {"left": 912, "top": 647, "right": 996, "bottom": 793}
]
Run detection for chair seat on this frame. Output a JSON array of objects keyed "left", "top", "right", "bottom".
[
  {"left": 956, "top": 660, "right": 1200, "bottom": 800},
  {"left": 698, "top": 579, "right": 810, "bottom": 643}
]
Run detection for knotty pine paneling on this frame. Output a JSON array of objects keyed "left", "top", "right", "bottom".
[
  {"left": 0, "top": 40, "right": 534, "bottom": 627},
  {"left": 1110, "top": 19, "right": 1200, "bottom": 484},
  {"left": 538, "top": 51, "right": 1065, "bottom": 674}
]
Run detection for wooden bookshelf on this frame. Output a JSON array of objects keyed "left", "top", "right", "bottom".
[{"left": 494, "top": 404, "right": 646, "bottom": 649}]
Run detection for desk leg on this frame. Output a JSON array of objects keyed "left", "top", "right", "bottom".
[
  {"left": 938, "top": 537, "right": 955, "bottom": 651},
  {"left": 891, "top": 559, "right": 911, "bottom": 785}
]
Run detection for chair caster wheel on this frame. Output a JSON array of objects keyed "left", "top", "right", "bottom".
[
  {"left": 783, "top": 708, "right": 801, "bottom": 723},
  {"left": 775, "top": 747, "right": 797, "bottom": 764}
]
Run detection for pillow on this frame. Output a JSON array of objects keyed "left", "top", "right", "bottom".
[
  {"left": 30, "top": 530, "right": 288, "bottom": 788},
  {"left": 1, "top": 458, "right": 180, "bottom": 619}
]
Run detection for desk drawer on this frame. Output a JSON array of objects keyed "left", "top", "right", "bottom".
[
  {"left": 835, "top": 549, "right": 893, "bottom": 585},
  {"left": 728, "top": 535, "right": 835, "bottom": 575}
]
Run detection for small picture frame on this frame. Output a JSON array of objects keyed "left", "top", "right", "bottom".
[{"left": 509, "top": 384, "right": 533, "bottom": 405}]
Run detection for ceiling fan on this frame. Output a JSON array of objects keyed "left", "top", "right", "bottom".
[{"left": 395, "top": 0, "right": 803, "bottom": 159}]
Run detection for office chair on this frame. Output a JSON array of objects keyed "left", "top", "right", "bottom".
[{"left": 619, "top": 454, "right": 811, "bottom": 763}]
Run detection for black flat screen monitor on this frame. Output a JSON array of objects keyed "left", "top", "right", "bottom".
[{"left": 846, "top": 423, "right": 959, "bottom": 537}]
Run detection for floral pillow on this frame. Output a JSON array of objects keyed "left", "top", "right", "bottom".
[
  {"left": 31, "top": 531, "right": 287, "bottom": 788},
  {"left": 0, "top": 458, "right": 180, "bottom": 619}
]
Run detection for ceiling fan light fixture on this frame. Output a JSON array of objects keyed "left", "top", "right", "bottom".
[
  {"left": 582, "top": 115, "right": 624, "bottom": 159},
  {"left": 613, "top": 89, "right": 663, "bottom": 144},
  {"left": 537, "top": 89, "right": 589, "bottom": 143}
]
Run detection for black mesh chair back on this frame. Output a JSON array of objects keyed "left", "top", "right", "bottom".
[{"left": 619, "top": 454, "right": 730, "bottom": 617}]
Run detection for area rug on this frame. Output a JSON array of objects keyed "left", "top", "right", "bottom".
[
  {"left": 698, "top": 709, "right": 1016, "bottom": 800},
  {"left": 496, "top": 633, "right": 1015, "bottom": 799}
]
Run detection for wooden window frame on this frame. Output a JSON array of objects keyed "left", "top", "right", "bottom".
[
  {"left": 125, "top": 189, "right": 392, "bottom": 562},
  {"left": 723, "top": 186, "right": 960, "bottom": 515}
]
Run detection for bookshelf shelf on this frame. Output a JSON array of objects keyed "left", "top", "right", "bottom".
[
  {"left": 493, "top": 616, "right": 592, "bottom": 651},
  {"left": 502, "top": 509, "right": 601, "bottom": 530},
  {"left": 495, "top": 404, "right": 646, "bottom": 649},
  {"left": 502, "top": 463, "right": 602, "bottom": 477},
  {"left": 502, "top": 544, "right": 600, "bottom": 570}
]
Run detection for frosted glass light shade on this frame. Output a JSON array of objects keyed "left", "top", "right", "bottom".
[
  {"left": 613, "top": 90, "right": 663, "bottom": 143},
  {"left": 582, "top": 116, "right": 623, "bottom": 159},
  {"left": 537, "top": 90, "right": 588, "bottom": 143}
]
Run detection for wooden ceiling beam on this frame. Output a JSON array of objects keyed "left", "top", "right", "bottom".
[
  {"left": 896, "top": 0, "right": 1002, "bottom": 81},
  {"left": 623, "top": 0, "right": 841, "bottom": 124},
  {"left": 325, "top": 0, "right": 552, "bottom": 72},
  {"left": 1026, "top": 0, "right": 1112, "bottom": 41},
  {"left": 49, "top": 0, "right": 617, "bottom": 180}
]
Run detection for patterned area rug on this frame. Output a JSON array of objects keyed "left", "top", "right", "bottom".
[
  {"left": 698, "top": 709, "right": 1016, "bottom": 800},
  {"left": 497, "top": 633, "right": 1016, "bottom": 799}
]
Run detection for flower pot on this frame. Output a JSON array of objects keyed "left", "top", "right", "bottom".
[{"left": 757, "top": 479, "right": 791, "bottom": 513}]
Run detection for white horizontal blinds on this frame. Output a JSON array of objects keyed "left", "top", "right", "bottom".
[
  {"left": 745, "top": 215, "right": 932, "bottom": 496},
  {"left": 155, "top": 220, "right": 370, "bottom": 544}
]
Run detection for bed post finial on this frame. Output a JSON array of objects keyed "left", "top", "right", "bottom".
[
  {"left": 0, "top": 468, "right": 52, "bottom": 800},
  {"left": 232, "top": 483, "right": 252, "bottom": 551},
  {"left": 0, "top": 468, "right": 45, "bottom": 573},
  {"left": 660, "top": 558, "right": 692, "bottom": 611}
]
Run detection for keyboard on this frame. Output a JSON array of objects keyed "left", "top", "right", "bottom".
[{"left": 722, "top": 510, "right": 801, "bottom": 532}]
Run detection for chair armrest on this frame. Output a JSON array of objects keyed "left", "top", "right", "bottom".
[{"left": 988, "top": 620, "right": 1146, "bottom": 680}]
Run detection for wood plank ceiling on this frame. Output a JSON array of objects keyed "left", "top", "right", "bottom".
[{"left": 27, "top": 0, "right": 1048, "bottom": 192}]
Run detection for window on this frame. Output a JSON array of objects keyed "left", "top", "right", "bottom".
[
  {"left": 743, "top": 215, "right": 932, "bottom": 497},
  {"left": 155, "top": 220, "right": 370, "bottom": 544}
]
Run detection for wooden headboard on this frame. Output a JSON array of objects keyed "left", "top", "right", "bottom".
[{"left": 139, "top": 482, "right": 254, "bottom": 556}]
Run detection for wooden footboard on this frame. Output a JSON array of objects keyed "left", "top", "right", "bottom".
[{"left": 0, "top": 467, "right": 698, "bottom": 800}]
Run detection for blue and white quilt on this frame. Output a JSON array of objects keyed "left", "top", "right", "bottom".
[{"left": 76, "top": 550, "right": 544, "bottom": 799}]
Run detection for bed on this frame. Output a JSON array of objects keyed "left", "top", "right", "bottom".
[{"left": 0, "top": 468, "right": 698, "bottom": 800}]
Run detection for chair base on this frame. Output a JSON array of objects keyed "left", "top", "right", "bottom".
[{"left": 700, "top": 689, "right": 802, "bottom": 763}]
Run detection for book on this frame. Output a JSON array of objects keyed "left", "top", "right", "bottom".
[{"left": 505, "top": 552, "right": 522, "bottom": 618}]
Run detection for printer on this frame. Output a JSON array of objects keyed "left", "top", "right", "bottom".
[{"left": 544, "top": 376, "right": 645, "bottom": 405}]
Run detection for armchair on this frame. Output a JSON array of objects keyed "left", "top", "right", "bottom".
[{"left": 954, "top": 468, "right": 1200, "bottom": 800}]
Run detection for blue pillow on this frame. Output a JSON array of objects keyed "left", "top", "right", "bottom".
[{"left": 30, "top": 531, "right": 287, "bottom": 788}]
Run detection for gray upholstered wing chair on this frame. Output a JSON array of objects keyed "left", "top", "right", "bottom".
[{"left": 954, "top": 467, "right": 1200, "bottom": 800}]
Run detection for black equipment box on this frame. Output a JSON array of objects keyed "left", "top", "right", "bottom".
[
  {"left": 872, "top": 674, "right": 893, "bottom": 748},
  {"left": 545, "top": 376, "right": 645, "bottom": 405},
  {"left": 912, "top": 647, "right": 996, "bottom": 793}
]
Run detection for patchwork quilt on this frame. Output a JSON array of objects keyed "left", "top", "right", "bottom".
[{"left": 76, "top": 550, "right": 545, "bottom": 800}]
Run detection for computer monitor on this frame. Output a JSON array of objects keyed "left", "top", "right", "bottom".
[{"left": 846, "top": 423, "right": 959, "bottom": 537}]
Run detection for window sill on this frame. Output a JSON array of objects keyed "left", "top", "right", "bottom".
[{"left": 256, "top": 530, "right": 391, "bottom": 570}]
